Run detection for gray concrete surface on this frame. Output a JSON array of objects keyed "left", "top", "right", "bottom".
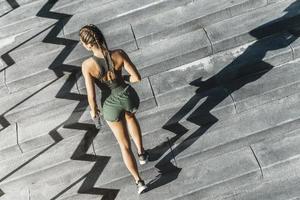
[{"left": 1, "top": 0, "right": 300, "bottom": 199}]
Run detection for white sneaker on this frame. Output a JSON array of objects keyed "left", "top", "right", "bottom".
[
  {"left": 138, "top": 150, "right": 150, "bottom": 165},
  {"left": 136, "top": 180, "right": 147, "bottom": 194}
]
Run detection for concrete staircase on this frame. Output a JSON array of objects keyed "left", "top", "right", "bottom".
[{"left": 1, "top": 0, "right": 300, "bottom": 199}]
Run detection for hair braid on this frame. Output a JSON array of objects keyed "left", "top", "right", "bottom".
[{"left": 79, "top": 24, "right": 116, "bottom": 81}]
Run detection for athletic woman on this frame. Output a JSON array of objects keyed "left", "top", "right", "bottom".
[{"left": 79, "top": 24, "right": 149, "bottom": 194}]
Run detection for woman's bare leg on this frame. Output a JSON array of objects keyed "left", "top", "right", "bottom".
[
  {"left": 106, "top": 118, "right": 142, "bottom": 183},
  {"left": 124, "top": 111, "right": 144, "bottom": 155}
]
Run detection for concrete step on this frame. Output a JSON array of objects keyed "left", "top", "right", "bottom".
[
  {"left": 96, "top": 128, "right": 300, "bottom": 200},
  {"left": 1, "top": 0, "right": 299, "bottom": 199},
  {"left": 0, "top": 74, "right": 77, "bottom": 115},
  {"left": 228, "top": 59, "right": 300, "bottom": 113},
  {"left": 0, "top": 131, "right": 93, "bottom": 184},
  {"left": 5, "top": 0, "right": 270, "bottom": 72},
  {"left": 60, "top": 194, "right": 100, "bottom": 200},
  {"left": 87, "top": 147, "right": 261, "bottom": 200},
  {"left": 251, "top": 129, "right": 300, "bottom": 179},
  {"left": 0, "top": 74, "right": 80, "bottom": 155},
  {"left": 2, "top": 0, "right": 184, "bottom": 57},
  {"left": 52, "top": 0, "right": 117, "bottom": 15},
  {"left": 150, "top": 54, "right": 300, "bottom": 115},
  {"left": 220, "top": 177, "right": 300, "bottom": 200},
  {"left": 2, "top": 36, "right": 299, "bottom": 160},
  {"left": 172, "top": 168, "right": 300, "bottom": 200},
  {"left": 0, "top": 128, "right": 115, "bottom": 199},
  {"left": 3, "top": 23, "right": 298, "bottom": 148},
  {"left": 136, "top": 57, "right": 300, "bottom": 135},
  {"left": 17, "top": 88, "right": 296, "bottom": 197},
  {"left": 0, "top": 140, "right": 260, "bottom": 199},
  {"left": 0, "top": 0, "right": 88, "bottom": 52},
  {"left": 90, "top": 91, "right": 300, "bottom": 186},
  {"left": 9, "top": 15, "right": 297, "bottom": 96},
  {"left": 206, "top": 0, "right": 300, "bottom": 53},
  {"left": 3, "top": 26, "right": 210, "bottom": 94},
  {"left": 3, "top": 0, "right": 271, "bottom": 55},
  {"left": 117, "top": 0, "right": 300, "bottom": 78},
  {"left": 0, "top": 0, "right": 19, "bottom": 17},
  {"left": 0, "top": 19, "right": 56, "bottom": 55},
  {"left": 0, "top": 75, "right": 155, "bottom": 155},
  {"left": 163, "top": 94, "right": 300, "bottom": 168},
  {"left": 0, "top": 0, "right": 116, "bottom": 38},
  {"left": 0, "top": 186, "right": 28, "bottom": 200},
  {"left": 5, "top": 45, "right": 65, "bottom": 81},
  {"left": 4, "top": 0, "right": 299, "bottom": 95},
  {"left": 6, "top": 41, "right": 64, "bottom": 63},
  {"left": 6, "top": 100, "right": 81, "bottom": 151},
  {"left": 2, "top": 0, "right": 189, "bottom": 57},
  {"left": 6, "top": 55, "right": 299, "bottom": 158},
  {"left": 0, "top": 72, "right": 8, "bottom": 95},
  {"left": 174, "top": 129, "right": 300, "bottom": 200},
  {"left": 1, "top": 0, "right": 202, "bottom": 92},
  {"left": 65, "top": 0, "right": 297, "bottom": 77},
  {"left": 0, "top": 0, "right": 57, "bottom": 39},
  {"left": 0, "top": 0, "right": 44, "bottom": 23},
  {"left": 0, "top": 31, "right": 136, "bottom": 95},
  {"left": 1, "top": 91, "right": 300, "bottom": 199},
  {"left": 130, "top": 28, "right": 212, "bottom": 77},
  {"left": 0, "top": 124, "right": 21, "bottom": 161},
  {"left": 0, "top": 158, "right": 96, "bottom": 199},
  {"left": 149, "top": 33, "right": 296, "bottom": 106},
  {"left": 1, "top": 0, "right": 174, "bottom": 69},
  {"left": 60, "top": 0, "right": 194, "bottom": 37},
  {"left": 1, "top": 69, "right": 66, "bottom": 96},
  {"left": 0, "top": 130, "right": 97, "bottom": 199},
  {"left": 0, "top": 0, "right": 44, "bottom": 14},
  {"left": 132, "top": 0, "right": 268, "bottom": 48},
  {"left": 2, "top": 26, "right": 209, "bottom": 94}
]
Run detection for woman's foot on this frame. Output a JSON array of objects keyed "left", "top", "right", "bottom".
[
  {"left": 138, "top": 150, "right": 149, "bottom": 165},
  {"left": 136, "top": 179, "right": 147, "bottom": 194}
]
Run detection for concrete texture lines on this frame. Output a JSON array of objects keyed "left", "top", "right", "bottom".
[{"left": 1, "top": 0, "right": 300, "bottom": 199}]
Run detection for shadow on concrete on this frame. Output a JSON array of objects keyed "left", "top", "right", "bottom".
[
  {"left": 37, "top": 0, "right": 119, "bottom": 199},
  {"left": 145, "top": 1, "right": 300, "bottom": 192},
  {"left": 0, "top": 0, "right": 20, "bottom": 18},
  {"left": 0, "top": 0, "right": 119, "bottom": 199},
  {"left": 0, "top": 22, "right": 56, "bottom": 133},
  {"left": 1, "top": 0, "right": 300, "bottom": 198}
]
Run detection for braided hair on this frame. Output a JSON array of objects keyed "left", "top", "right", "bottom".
[{"left": 79, "top": 24, "right": 116, "bottom": 81}]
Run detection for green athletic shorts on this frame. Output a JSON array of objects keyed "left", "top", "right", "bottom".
[{"left": 100, "top": 84, "right": 140, "bottom": 122}]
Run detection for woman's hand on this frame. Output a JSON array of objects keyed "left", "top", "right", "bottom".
[{"left": 90, "top": 108, "right": 100, "bottom": 119}]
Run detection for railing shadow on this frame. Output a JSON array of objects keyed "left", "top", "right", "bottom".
[
  {"left": 145, "top": 1, "right": 300, "bottom": 192},
  {"left": 0, "top": 0, "right": 20, "bottom": 18},
  {"left": 0, "top": 0, "right": 119, "bottom": 199}
]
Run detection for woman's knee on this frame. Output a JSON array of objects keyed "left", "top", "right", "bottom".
[{"left": 119, "top": 141, "right": 132, "bottom": 152}]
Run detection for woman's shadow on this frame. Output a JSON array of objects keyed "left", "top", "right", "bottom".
[{"left": 145, "top": 1, "right": 300, "bottom": 192}]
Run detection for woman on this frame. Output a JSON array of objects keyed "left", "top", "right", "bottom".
[{"left": 79, "top": 24, "right": 149, "bottom": 194}]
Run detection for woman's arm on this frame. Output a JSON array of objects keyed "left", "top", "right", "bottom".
[
  {"left": 82, "top": 61, "right": 99, "bottom": 118},
  {"left": 120, "top": 50, "right": 141, "bottom": 83}
]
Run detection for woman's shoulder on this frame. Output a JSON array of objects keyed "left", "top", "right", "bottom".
[
  {"left": 110, "top": 49, "right": 126, "bottom": 70},
  {"left": 81, "top": 57, "right": 94, "bottom": 71},
  {"left": 110, "top": 49, "right": 124, "bottom": 61}
]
